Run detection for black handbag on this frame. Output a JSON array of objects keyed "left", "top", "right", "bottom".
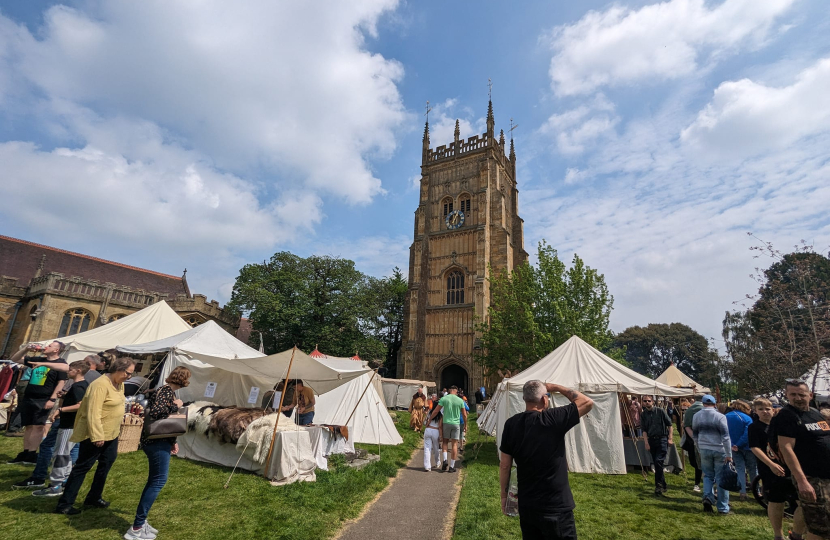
[{"left": 143, "top": 407, "right": 188, "bottom": 440}]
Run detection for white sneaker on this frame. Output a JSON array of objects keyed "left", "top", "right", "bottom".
[
  {"left": 124, "top": 523, "right": 157, "bottom": 540},
  {"left": 693, "top": 485, "right": 701, "bottom": 493},
  {"left": 145, "top": 522, "right": 158, "bottom": 535}
]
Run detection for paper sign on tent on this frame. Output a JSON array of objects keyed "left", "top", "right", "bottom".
[
  {"left": 204, "top": 382, "right": 217, "bottom": 398},
  {"left": 247, "top": 386, "right": 260, "bottom": 404}
]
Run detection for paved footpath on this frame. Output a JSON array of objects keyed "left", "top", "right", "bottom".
[{"left": 336, "top": 446, "right": 462, "bottom": 540}]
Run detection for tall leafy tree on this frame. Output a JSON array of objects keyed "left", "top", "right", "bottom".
[
  {"left": 725, "top": 242, "right": 830, "bottom": 395},
  {"left": 476, "top": 241, "right": 617, "bottom": 376},
  {"left": 362, "top": 268, "right": 408, "bottom": 375},
  {"left": 613, "top": 322, "right": 719, "bottom": 381},
  {"left": 228, "top": 252, "right": 402, "bottom": 360}
]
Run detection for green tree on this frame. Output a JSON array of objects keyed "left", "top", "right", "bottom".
[
  {"left": 476, "top": 241, "right": 617, "bottom": 375},
  {"left": 725, "top": 241, "right": 830, "bottom": 395},
  {"left": 227, "top": 252, "right": 393, "bottom": 359},
  {"left": 362, "top": 268, "right": 407, "bottom": 374},
  {"left": 613, "top": 323, "right": 719, "bottom": 381}
]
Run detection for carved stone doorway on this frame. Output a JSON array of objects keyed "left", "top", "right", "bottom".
[{"left": 440, "top": 364, "right": 469, "bottom": 394}]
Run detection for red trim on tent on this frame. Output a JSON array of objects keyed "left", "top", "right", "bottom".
[{"left": 310, "top": 347, "right": 326, "bottom": 359}]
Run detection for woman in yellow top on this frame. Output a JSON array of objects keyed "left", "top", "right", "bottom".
[{"left": 55, "top": 357, "right": 134, "bottom": 515}]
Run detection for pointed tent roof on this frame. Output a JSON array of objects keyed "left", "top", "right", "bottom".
[
  {"left": 655, "top": 363, "right": 711, "bottom": 394},
  {"left": 36, "top": 300, "right": 191, "bottom": 362},
  {"left": 117, "top": 320, "right": 264, "bottom": 361},
  {"left": 801, "top": 357, "right": 830, "bottom": 397},
  {"left": 506, "top": 336, "right": 692, "bottom": 397},
  {"left": 309, "top": 346, "right": 326, "bottom": 359}
]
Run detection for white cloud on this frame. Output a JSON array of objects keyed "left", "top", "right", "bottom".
[
  {"left": 529, "top": 54, "right": 830, "bottom": 345},
  {"left": 308, "top": 234, "right": 410, "bottom": 278},
  {"left": 681, "top": 57, "right": 830, "bottom": 160},
  {"left": 546, "top": 0, "right": 795, "bottom": 96},
  {"left": 539, "top": 94, "right": 618, "bottom": 154},
  {"left": 0, "top": 1, "right": 407, "bottom": 204}
]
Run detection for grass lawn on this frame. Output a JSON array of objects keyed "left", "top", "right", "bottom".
[
  {"left": 454, "top": 414, "right": 782, "bottom": 540},
  {"left": 0, "top": 412, "right": 417, "bottom": 540}
]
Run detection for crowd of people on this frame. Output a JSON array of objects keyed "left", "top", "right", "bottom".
[
  {"left": 3, "top": 342, "right": 191, "bottom": 540},
  {"left": 500, "top": 377, "right": 830, "bottom": 540},
  {"left": 408, "top": 385, "right": 470, "bottom": 473}
]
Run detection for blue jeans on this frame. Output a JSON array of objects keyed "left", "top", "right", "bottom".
[
  {"left": 700, "top": 448, "right": 730, "bottom": 513},
  {"left": 133, "top": 440, "right": 172, "bottom": 529},
  {"left": 32, "top": 419, "right": 80, "bottom": 481},
  {"left": 297, "top": 412, "right": 314, "bottom": 426},
  {"left": 732, "top": 448, "right": 757, "bottom": 494}
]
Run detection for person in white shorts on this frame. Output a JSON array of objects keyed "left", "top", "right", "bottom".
[{"left": 423, "top": 410, "right": 442, "bottom": 471}]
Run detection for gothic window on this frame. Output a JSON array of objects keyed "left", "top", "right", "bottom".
[
  {"left": 58, "top": 308, "right": 92, "bottom": 337},
  {"left": 446, "top": 271, "right": 465, "bottom": 305},
  {"left": 459, "top": 195, "right": 471, "bottom": 213},
  {"left": 442, "top": 197, "right": 454, "bottom": 217},
  {"left": 107, "top": 314, "right": 125, "bottom": 323},
  {"left": 185, "top": 315, "right": 205, "bottom": 327}
]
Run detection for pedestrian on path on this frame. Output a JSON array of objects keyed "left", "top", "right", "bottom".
[
  {"left": 423, "top": 413, "right": 442, "bottom": 471},
  {"left": 683, "top": 396, "right": 704, "bottom": 492},
  {"left": 726, "top": 400, "right": 757, "bottom": 501},
  {"left": 499, "top": 381, "right": 593, "bottom": 540},
  {"left": 409, "top": 386, "right": 426, "bottom": 432},
  {"left": 641, "top": 395, "right": 672, "bottom": 496},
  {"left": 426, "top": 385, "right": 467, "bottom": 473},
  {"left": 692, "top": 394, "right": 733, "bottom": 514}
]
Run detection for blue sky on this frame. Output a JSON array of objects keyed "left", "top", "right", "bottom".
[{"left": 1, "top": 0, "right": 829, "bottom": 346}]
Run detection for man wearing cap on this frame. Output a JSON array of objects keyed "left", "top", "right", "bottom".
[{"left": 693, "top": 394, "right": 733, "bottom": 514}]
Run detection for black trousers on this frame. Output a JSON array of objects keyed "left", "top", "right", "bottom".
[
  {"left": 683, "top": 437, "right": 704, "bottom": 484},
  {"left": 648, "top": 436, "right": 668, "bottom": 490},
  {"left": 519, "top": 508, "right": 577, "bottom": 540},
  {"left": 56, "top": 438, "right": 118, "bottom": 510}
]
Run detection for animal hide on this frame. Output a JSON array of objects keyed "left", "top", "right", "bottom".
[
  {"left": 208, "top": 407, "right": 270, "bottom": 444},
  {"left": 237, "top": 413, "right": 299, "bottom": 463}
]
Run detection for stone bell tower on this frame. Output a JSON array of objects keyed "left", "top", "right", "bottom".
[{"left": 398, "top": 99, "right": 528, "bottom": 399}]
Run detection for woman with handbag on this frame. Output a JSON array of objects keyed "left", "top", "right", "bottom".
[{"left": 124, "top": 366, "right": 190, "bottom": 540}]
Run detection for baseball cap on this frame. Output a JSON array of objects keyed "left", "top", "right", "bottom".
[{"left": 702, "top": 395, "right": 716, "bottom": 404}]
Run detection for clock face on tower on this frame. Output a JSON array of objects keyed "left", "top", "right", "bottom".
[{"left": 445, "top": 209, "right": 465, "bottom": 230}]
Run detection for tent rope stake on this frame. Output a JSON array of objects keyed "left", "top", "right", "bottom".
[{"left": 263, "top": 345, "right": 297, "bottom": 478}]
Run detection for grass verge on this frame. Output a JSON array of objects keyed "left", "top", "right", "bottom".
[
  {"left": 0, "top": 412, "right": 417, "bottom": 540},
  {"left": 454, "top": 414, "right": 780, "bottom": 540}
]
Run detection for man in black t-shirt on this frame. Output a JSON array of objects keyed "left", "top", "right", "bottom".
[
  {"left": 776, "top": 380, "right": 830, "bottom": 539},
  {"left": 8, "top": 342, "right": 68, "bottom": 465},
  {"left": 499, "top": 381, "right": 594, "bottom": 540}
]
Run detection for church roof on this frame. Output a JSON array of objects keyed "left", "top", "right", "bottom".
[{"left": 0, "top": 235, "right": 189, "bottom": 298}]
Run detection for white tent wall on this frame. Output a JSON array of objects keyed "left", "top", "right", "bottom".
[
  {"left": 314, "top": 372, "right": 402, "bottom": 446},
  {"left": 158, "top": 353, "right": 276, "bottom": 407},
  {"left": 553, "top": 392, "right": 625, "bottom": 474},
  {"left": 381, "top": 379, "right": 436, "bottom": 409},
  {"left": 36, "top": 301, "right": 191, "bottom": 363}
]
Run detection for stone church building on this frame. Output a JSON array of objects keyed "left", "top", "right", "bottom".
[
  {"left": 398, "top": 100, "right": 528, "bottom": 397},
  {"left": 0, "top": 235, "right": 240, "bottom": 357}
]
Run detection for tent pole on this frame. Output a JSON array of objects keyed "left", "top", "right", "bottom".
[
  {"left": 263, "top": 346, "right": 297, "bottom": 477},
  {"left": 344, "top": 370, "right": 378, "bottom": 428}
]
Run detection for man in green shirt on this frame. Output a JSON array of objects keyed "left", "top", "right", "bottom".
[{"left": 427, "top": 386, "right": 468, "bottom": 472}]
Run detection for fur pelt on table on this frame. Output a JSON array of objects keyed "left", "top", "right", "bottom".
[{"left": 184, "top": 402, "right": 276, "bottom": 445}]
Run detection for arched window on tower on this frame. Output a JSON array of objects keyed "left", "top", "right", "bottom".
[
  {"left": 459, "top": 194, "right": 471, "bottom": 214},
  {"left": 58, "top": 308, "right": 92, "bottom": 337},
  {"left": 442, "top": 197, "right": 453, "bottom": 217},
  {"left": 446, "top": 271, "right": 465, "bottom": 305}
]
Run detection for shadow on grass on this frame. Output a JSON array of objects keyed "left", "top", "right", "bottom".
[{"left": 2, "top": 496, "right": 132, "bottom": 533}]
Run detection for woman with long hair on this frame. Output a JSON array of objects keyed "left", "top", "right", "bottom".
[
  {"left": 124, "top": 366, "right": 191, "bottom": 540},
  {"left": 409, "top": 386, "right": 427, "bottom": 432}
]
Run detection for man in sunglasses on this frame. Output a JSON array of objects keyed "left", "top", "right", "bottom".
[{"left": 641, "top": 396, "right": 673, "bottom": 496}]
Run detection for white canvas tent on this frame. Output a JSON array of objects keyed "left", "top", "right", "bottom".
[
  {"left": 801, "top": 357, "right": 830, "bottom": 401},
  {"left": 36, "top": 300, "right": 191, "bottom": 362},
  {"left": 655, "top": 363, "right": 711, "bottom": 395},
  {"left": 495, "top": 336, "right": 693, "bottom": 474},
  {"left": 381, "top": 378, "right": 437, "bottom": 409},
  {"left": 314, "top": 372, "right": 402, "bottom": 445}
]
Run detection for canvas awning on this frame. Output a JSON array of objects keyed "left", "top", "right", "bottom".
[{"left": 36, "top": 300, "right": 191, "bottom": 362}]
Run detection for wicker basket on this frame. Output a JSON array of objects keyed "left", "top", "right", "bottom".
[{"left": 118, "top": 414, "right": 144, "bottom": 454}]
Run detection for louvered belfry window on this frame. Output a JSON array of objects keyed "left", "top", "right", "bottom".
[{"left": 447, "top": 271, "right": 465, "bottom": 305}]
